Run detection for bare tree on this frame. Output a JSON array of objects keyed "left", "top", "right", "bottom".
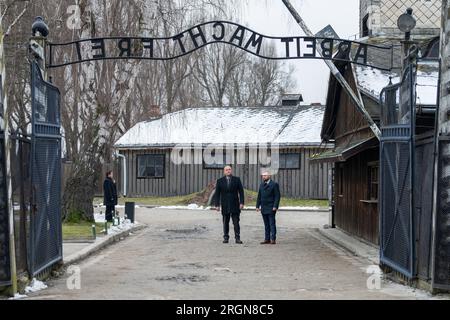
[
  {"left": 2, "top": 0, "right": 296, "bottom": 223},
  {"left": 227, "top": 45, "right": 295, "bottom": 107}
]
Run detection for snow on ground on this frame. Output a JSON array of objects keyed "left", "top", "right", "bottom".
[
  {"left": 94, "top": 212, "right": 106, "bottom": 223},
  {"left": 95, "top": 204, "right": 141, "bottom": 209},
  {"left": 24, "top": 278, "right": 47, "bottom": 293},
  {"left": 158, "top": 204, "right": 211, "bottom": 210},
  {"left": 155, "top": 205, "right": 326, "bottom": 211},
  {"left": 278, "top": 206, "right": 329, "bottom": 211},
  {"left": 8, "top": 293, "right": 28, "bottom": 300},
  {"left": 93, "top": 213, "right": 138, "bottom": 235},
  {"left": 107, "top": 218, "right": 138, "bottom": 235}
]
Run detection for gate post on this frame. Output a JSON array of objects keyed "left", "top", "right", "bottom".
[{"left": 432, "top": 0, "right": 450, "bottom": 291}]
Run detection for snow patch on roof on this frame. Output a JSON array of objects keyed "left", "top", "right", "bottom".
[
  {"left": 355, "top": 65, "right": 438, "bottom": 106},
  {"left": 115, "top": 106, "right": 325, "bottom": 148},
  {"left": 273, "top": 106, "right": 324, "bottom": 144}
]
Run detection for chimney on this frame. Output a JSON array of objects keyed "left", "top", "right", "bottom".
[{"left": 278, "top": 94, "right": 304, "bottom": 107}]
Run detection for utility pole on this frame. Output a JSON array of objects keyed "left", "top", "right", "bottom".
[
  {"left": 280, "top": 0, "right": 381, "bottom": 140},
  {"left": 432, "top": 0, "right": 450, "bottom": 291}
]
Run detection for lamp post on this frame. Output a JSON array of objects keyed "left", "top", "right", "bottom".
[
  {"left": 397, "top": 8, "right": 417, "bottom": 63},
  {"left": 30, "top": 16, "right": 49, "bottom": 80}
]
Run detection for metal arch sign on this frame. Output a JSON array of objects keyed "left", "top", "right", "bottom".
[{"left": 47, "top": 21, "right": 393, "bottom": 71}]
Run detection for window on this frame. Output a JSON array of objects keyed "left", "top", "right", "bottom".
[
  {"left": 422, "top": 37, "right": 439, "bottom": 59},
  {"left": 203, "top": 150, "right": 227, "bottom": 169},
  {"left": 279, "top": 153, "right": 300, "bottom": 169},
  {"left": 362, "top": 14, "right": 370, "bottom": 37},
  {"left": 368, "top": 162, "right": 379, "bottom": 201},
  {"left": 338, "top": 166, "right": 344, "bottom": 196},
  {"left": 137, "top": 154, "right": 165, "bottom": 178}
]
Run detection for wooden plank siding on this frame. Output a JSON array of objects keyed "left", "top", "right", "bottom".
[
  {"left": 334, "top": 148, "right": 379, "bottom": 245},
  {"left": 323, "top": 66, "right": 380, "bottom": 245},
  {"left": 121, "top": 147, "right": 331, "bottom": 199}
]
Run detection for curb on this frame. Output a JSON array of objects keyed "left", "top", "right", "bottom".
[
  {"left": 94, "top": 204, "right": 330, "bottom": 212},
  {"left": 63, "top": 224, "right": 147, "bottom": 266},
  {"left": 242, "top": 208, "right": 330, "bottom": 212},
  {"left": 317, "top": 228, "right": 379, "bottom": 265}
]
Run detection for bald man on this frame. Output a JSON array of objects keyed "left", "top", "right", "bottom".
[
  {"left": 214, "top": 166, "right": 245, "bottom": 244},
  {"left": 256, "top": 171, "right": 281, "bottom": 244}
]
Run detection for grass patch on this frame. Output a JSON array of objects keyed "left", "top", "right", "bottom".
[
  {"left": 94, "top": 192, "right": 202, "bottom": 206},
  {"left": 62, "top": 222, "right": 107, "bottom": 241},
  {"left": 243, "top": 189, "right": 328, "bottom": 207},
  {"left": 94, "top": 189, "right": 329, "bottom": 208}
]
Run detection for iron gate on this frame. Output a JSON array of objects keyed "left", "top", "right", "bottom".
[
  {"left": 29, "top": 61, "right": 62, "bottom": 276},
  {"left": 379, "top": 62, "right": 416, "bottom": 278}
]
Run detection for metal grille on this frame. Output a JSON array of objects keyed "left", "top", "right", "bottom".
[
  {"left": 434, "top": 138, "right": 450, "bottom": 289},
  {"left": 414, "top": 138, "right": 435, "bottom": 281},
  {"left": 379, "top": 63, "right": 416, "bottom": 278},
  {"left": 10, "top": 134, "right": 31, "bottom": 274},
  {"left": 29, "top": 62, "right": 62, "bottom": 276}
]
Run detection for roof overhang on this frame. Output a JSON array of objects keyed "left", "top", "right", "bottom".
[
  {"left": 114, "top": 142, "right": 334, "bottom": 150},
  {"left": 310, "top": 137, "right": 378, "bottom": 163}
]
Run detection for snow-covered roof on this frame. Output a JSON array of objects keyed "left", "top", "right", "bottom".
[
  {"left": 115, "top": 106, "right": 326, "bottom": 149},
  {"left": 355, "top": 62, "right": 439, "bottom": 106}
]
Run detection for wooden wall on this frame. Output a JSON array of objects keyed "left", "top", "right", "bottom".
[
  {"left": 334, "top": 147, "right": 379, "bottom": 245},
  {"left": 121, "top": 147, "right": 331, "bottom": 199}
]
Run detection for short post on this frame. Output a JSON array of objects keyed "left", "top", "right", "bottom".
[
  {"left": 104, "top": 221, "right": 108, "bottom": 235},
  {"left": 91, "top": 224, "right": 96, "bottom": 240}
]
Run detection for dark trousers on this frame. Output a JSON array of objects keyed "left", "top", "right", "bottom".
[
  {"left": 262, "top": 213, "right": 277, "bottom": 241},
  {"left": 222, "top": 213, "right": 240, "bottom": 240},
  {"left": 105, "top": 205, "right": 115, "bottom": 222}
]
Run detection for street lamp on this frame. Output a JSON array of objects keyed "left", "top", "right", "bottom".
[
  {"left": 30, "top": 16, "right": 49, "bottom": 79},
  {"left": 397, "top": 8, "right": 416, "bottom": 41},
  {"left": 31, "top": 16, "right": 49, "bottom": 37}
]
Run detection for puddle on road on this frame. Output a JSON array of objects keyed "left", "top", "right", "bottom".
[
  {"left": 164, "top": 226, "right": 207, "bottom": 234},
  {"left": 169, "top": 263, "right": 206, "bottom": 270},
  {"left": 155, "top": 274, "right": 209, "bottom": 284},
  {"left": 160, "top": 226, "right": 208, "bottom": 240}
]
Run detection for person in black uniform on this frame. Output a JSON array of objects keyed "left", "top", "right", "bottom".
[
  {"left": 214, "top": 166, "right": 245, "bottom": 244},
  {"left": 103, "top": 170, "right": 118, "bottom": 222}
]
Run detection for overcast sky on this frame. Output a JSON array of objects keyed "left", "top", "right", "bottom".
[{"left": 238, "top": 0, "right": 360, "bottom": 104}]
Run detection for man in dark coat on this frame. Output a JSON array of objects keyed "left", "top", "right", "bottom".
[
  {"left": 103, "top": 170, "right": 118, "bottom": 222},
  {"left": 214, "top": 166, "right": 245, "bottom": 244},
  {"left": 256, "top": 171, "right": 281, "bottom": 244}
]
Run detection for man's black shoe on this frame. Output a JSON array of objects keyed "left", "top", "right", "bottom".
[
  {"left": 223, "top": 239, "right": 229, "bottom": 243},
  {"left": 235, "top": 240, "right": 243, "bottom": 244}
]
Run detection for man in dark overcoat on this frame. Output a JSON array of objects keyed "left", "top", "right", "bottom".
[
  {"left": 103, "top": 170, "right": 118, "bottom": 222},
  {"left": 214, "top": 166, "right": 245, "bottom": 244}
]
